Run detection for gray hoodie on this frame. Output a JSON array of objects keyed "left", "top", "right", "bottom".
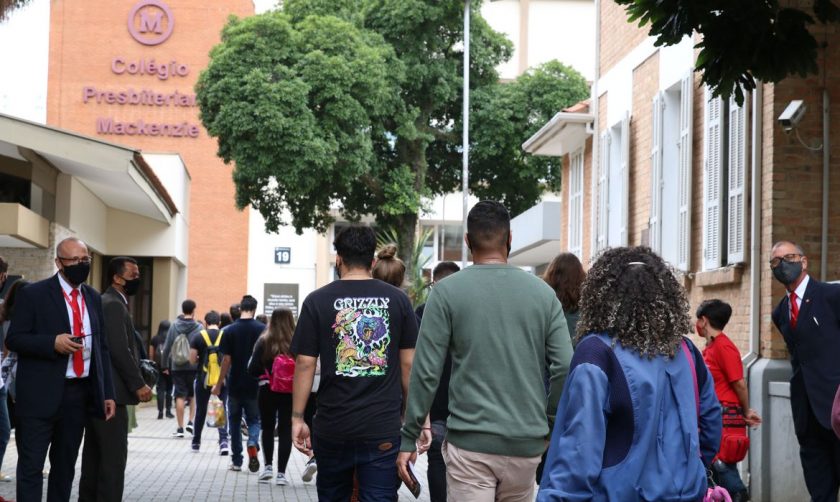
[{"left": 161, "top": 317, "right": 201, "bottom": 371}]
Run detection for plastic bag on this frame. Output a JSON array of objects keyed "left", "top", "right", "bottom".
[{"left": 206, "top": 395, "right": 226, "bottom": 429}]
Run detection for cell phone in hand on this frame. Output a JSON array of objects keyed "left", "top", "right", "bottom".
[
  {"left": 406, "top": 461, "right": 422, "bottom": 498},
  {"left": 70, "top": 336, "right": 84, "bottom": 344}
]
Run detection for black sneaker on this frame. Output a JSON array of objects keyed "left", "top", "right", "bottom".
[
  {"left": 171, "top": 428, "right": 184, "bottom": 438},
  {"left": 165, "top": 411, "right": 175, "bottom": 419},
  {"left": 185, "top": 422, "right": 194, "bottom": 435},
  {"left": 157, "top": 411, "right": 163, "bottom": 420}
]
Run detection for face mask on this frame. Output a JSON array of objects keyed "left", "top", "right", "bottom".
[
  {"left": 122, "top": 277, "right": 141, "bottom": 296},
  {"left": 62, "top": 262, "right": 90, "bottom": 286},
  {"left": 773, "top": 260, "right": 803, "bottom": 286}
]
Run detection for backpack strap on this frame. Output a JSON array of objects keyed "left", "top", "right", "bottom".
[
  {"left": 200, "top": 329, "right": 211, "bottom": 346},
  {"left": 681, "top": 338, "right": 700, "bottom": 418},
  {"left": 213, "top": 329, "right": 224, "bottom": 347}
]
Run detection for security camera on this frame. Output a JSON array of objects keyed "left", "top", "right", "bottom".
[{"left": 779, "top": 100, "right": 806, "bottom": 131}]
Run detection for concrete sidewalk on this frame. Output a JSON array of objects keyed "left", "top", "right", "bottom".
[{"left": 0, "top": 403, "right": 430, "bottom": 501}]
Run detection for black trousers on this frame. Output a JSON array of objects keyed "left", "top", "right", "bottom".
[
  {"left": 258, "top": 386, "right": 293, "bottom": 472},
  {"left": 797, "top": 400, "right": 840, "bottom": 502},
  {"left": 78, "top": 405, "right": 129, "bottom": 502},
  {"left": 16, "top": 378, "right": 91, "bottom": 502},
  {"left": 156, "top": 372, "right": 172, "bottom": 413}
]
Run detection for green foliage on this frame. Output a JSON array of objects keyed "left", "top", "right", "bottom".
[
  {"left": 615, "top": 0, "right": 840, "bottom": 105},
  {"left": 376, "top": 227, "right": 433, "bottom": 306},
  {"left": 197, "top": 1, "right": 589, "bottom": 267}
]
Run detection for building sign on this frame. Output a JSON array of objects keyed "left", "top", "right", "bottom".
[
  {"left": 83, "top": 0, "right": 201, "bottom": 139},
  {"left": 128, "top": 0, "right": 174, "bottom": 46},
  {"left": 264, "top": 283, "right": 299, "bottom": 317},
  {"left": 274, "top": 247, "right": 291, "bottom": 264}
]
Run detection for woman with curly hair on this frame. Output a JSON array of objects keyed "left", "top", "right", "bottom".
[{"left": 537, "top": 246, "right": 722, "bottom": 501}]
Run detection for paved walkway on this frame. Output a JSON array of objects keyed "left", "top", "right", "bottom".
[{"left": 0, "top": 403, "right": 430, "bottom": 501}]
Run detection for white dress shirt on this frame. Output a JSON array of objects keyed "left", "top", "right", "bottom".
[{"left": 57, "top": 273, "right": 92, "bottom": 378}]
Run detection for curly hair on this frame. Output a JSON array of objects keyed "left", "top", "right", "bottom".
[
  {"left": 576, "top": 246, "right": 691, "bottom": 358},
  {"left": 543, "top": 252, "right": 586, "bottom": 313}
]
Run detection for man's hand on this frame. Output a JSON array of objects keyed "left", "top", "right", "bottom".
[
  {"left": 211, "top": 383, "right": 222, "bottom": 396},
  {"left": 396, "top": 451, "right": 418, "bottom": 489},
  {"left": 744, "top": 408, "right": 762, "bottom": 427},
  {"left": 54, "top": 334, "right": 82, "bottom": 355},
  {"left": 136, "top": 385, "right": 153, "bottom": 402},
  {"left": 104, "top": 400, "right": 116, "bottom": 420},
  {"left": 292, "top": 419, "right": 312, "bottom": 455},
  {"left": 417, "top": 428, "right": 432, "bottom": 455}
]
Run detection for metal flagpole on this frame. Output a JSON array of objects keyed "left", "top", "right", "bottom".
[{"left": 461, "top": 0, "right": 470, "bottom": 268}]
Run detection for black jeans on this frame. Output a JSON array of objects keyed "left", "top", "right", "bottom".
[
  {"left": 257, "top": 386, "right": 293, "bottom": 472},
  {"left": 428, "top": 420, "right": 447, "bottom": 502},
  {"left": 192, "top": 379, "right": 228, "bottom": 447},
  {"left": 156, "top": 372, "right": 172, "bottom": 413}
]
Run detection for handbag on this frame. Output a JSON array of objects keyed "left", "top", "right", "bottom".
[
  {"left": 139, "top": 359, "right": 159, "bottom": 388},
  {"left": 832, "top": 384, "right": 840, "bottom": 439}
]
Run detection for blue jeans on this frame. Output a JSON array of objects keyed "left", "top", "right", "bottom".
[
  {"left": 712, "top": 460, "right": 747, "bottom": 496},
  {"left": 0, "top": 386, "right": 9, "bottom": 472},
  {"left": 313, "top": 433, "right": 400, "bottom": 502},
  {"left": 227, "top": 394, "right": 260, "bottom": 467}
]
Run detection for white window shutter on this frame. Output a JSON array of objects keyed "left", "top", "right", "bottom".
[
  {"left": 620, "top": 113, "right": 631, "bottom": 246},
  {"left": 727, "top": 95, "right": 748, "bottom": 264},
  {"left": 568, "top": 148, "right": 584, "bottom": 258},
  {"left": 596, "top": 131, "right": 610, "bottom": 254},
  {"left": 650, "top": 92, "right": 664, "bottom": 253},
  {"left": 677, "top": 73, "right": 694, "bottom": 271},
  {"left": 703, "top": 87, "right": 724, "bottom": 270}
]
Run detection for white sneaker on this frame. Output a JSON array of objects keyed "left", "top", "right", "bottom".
[
  {"left": 275, "top": 472, "right": 288, "bottom": 486},
  {"left": 301, "top": 458, "right": 317, "bottom": 482},
  {"left": 258, "top": 465, "right": 273, "bottom": 483}
]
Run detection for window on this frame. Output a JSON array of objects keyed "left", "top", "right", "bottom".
[
  {"left": 649, "top": 72, "right": 694, "bottom": 271},
  {"left": 594, "top": 113, "right": 630, "bottom": 254},
  {"left": 703, "top": 88, "right": 748, "bottom": 270},
  {"left": 568, "top": 148, "right": 584, "bottom": 258}
]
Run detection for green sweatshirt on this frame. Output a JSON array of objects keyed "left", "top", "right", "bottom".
[{"left": 400, "top": 264, "right": 573, "bottom": 457}]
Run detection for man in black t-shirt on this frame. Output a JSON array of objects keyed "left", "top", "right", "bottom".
[
  {"left": 212, "top": 295, "right": 265, "bottom": 473},
  {"left": 291, "top": 226, "right": 419, "bottom": 501},
  {"left": 189, "top": 310, "right": 229, "bottom": 455}
]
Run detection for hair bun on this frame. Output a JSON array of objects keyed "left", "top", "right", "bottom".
[{"left": 377, "top": 243, "right": 398, "bottom": 260}]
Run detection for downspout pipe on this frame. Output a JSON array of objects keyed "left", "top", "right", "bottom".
[
  {"left": 746, "top": 83, "right": 763, "bottom": 367},
  {"left": 590, "top": 0, "right": 601, "bottom": 258},
  {"left": 821, "top": 89, "right": 830, "bottom": 281}
]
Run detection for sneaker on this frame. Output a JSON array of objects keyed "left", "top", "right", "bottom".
[
  {"left": 258, "top": 465, "right": 273, "bottom": 483},
  {"left": 171, "top": 428, "right": 185, "bottom": 438},
  {"left": 276, "top": 472, "right": 288, "bottom": 486},
  {"left": 157, "top": 411, "right": 164, "bottom": 420},
  {"left": 301, "top": 458, "right": 317, "bottom": 482},
  {"left": 219, "top": 442, "right": 230, "bottom": 456},
  {"left": 165, "top": 411, "right": 175, "bottom": 419},
  {"left": 191, "top": 443, "right": 200, "bottom": 453},
  {"left": 247, "top": 444, "right": 260, "bottom": 473},
  {"left": 229, "top": 463, "right": 242, "bottom": 472},
  {"left": 0, "top": 472, "right": 13, "bottom": 482},
  {"left": 185, "top": 422, "right": 194, "bottom": 434}
]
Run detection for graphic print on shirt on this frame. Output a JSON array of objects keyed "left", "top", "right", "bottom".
[{"left": 332, "top": 297, "right": 391, "bottom": 377}]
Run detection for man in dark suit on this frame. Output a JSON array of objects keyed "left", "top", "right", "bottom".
[
  {"left": 771, "top": 240, "right": 840, "bottom": 502},
  {"left": 6, "top": 237, "right": 116, "bottom": 502},
  {"left": 79, "top": 256, "right": 152, "bottom": 501}
]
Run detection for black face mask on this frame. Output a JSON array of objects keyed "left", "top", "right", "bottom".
[
  {"left": 773, "top": 260, "right": 803, "bottom": 286},
  {"left": 122, "top": 277, "right": 141, "bottom": 296},
  {"left": 62, "top": 262, "right": 90, "bottom": 286}
]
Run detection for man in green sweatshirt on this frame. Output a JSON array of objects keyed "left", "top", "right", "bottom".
[{"left": 397, "top": 200, "right": 573, "bottom": 501}]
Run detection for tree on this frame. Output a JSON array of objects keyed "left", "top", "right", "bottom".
[
  {"left": 1, "top": 0, "right": 31, "bottom": 21},
  {"left": 196, "top": 0, "right": 588, "bottom": 267},
  {"left": 616, "top": 0, "right": 840, "bottom": 104}
]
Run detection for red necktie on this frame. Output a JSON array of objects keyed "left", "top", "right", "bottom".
[
  {"left": 70, "top": 289, "right": 84, "bottom": 377},
  {"left": 789, "top": 291, "right": 799, "bottom": 330}
]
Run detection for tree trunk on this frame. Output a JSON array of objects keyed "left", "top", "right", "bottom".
[{"left": 393, "top": 212, "right": 418, "bottom": 278}]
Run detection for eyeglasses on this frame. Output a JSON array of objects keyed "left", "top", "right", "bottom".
[
  {"left": 57, "top": 256, "right": 92, "bottom": 266},
  {"left": 769, "top": 253, "right": 803, "bottom": 268}
]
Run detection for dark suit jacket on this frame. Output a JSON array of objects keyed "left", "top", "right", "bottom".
[
  {"left": 6, "top": 274, "right": 115, "bottom": 418},
  {"left": 102, "top": 286, "right": 144, "bottom": 406},
  {"left": 772, "top": 277, "right": 840, "bottom": 431}
]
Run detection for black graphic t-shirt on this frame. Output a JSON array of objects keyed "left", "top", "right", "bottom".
[{"left": 291, "top": 279, "right": 418, "bottom": 440}]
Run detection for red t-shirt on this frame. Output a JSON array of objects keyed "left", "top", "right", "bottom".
[{"left": 701, "top": 333, "right": 743, "bottom": 406}]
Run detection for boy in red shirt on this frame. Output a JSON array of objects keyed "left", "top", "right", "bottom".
[{"left": 696, "top": 299, "right": 762, "bottom": 502}]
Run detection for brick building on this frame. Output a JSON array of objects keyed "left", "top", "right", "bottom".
[{"left": 524, "top": 1, "right": 840, "bottom": 498}]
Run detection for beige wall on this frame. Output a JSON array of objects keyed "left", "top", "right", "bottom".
[{"left": 152, "top": 257, "right": 180, "bottom": 331}]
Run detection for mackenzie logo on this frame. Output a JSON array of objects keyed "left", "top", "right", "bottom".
[{"left": 127, "top": 0, "right": 174, "bottom": 46}]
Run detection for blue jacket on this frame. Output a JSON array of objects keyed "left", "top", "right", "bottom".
[{"left": 538, "top": 334, "right": 721, "bottom": 502}]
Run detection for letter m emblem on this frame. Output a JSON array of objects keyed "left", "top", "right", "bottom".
[{"left": 139, "top": 10, "right": 163, "bottom": 34}]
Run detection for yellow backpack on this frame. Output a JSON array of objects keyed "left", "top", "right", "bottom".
[{"left": 200, "top": 329, "right": 224, "bottom": 388}]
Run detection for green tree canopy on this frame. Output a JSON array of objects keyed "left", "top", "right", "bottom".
[
  {"left": 197, "top": 0, "right": 589, "bottom": 263},
  {"left": 616, "top": 0, "right": 840, "bottom": 104}
]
